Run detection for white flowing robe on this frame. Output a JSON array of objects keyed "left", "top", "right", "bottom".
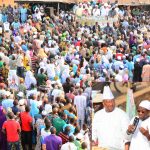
[
  {"left": 74, "top": 95, "right": 87, "bottom": 127},
  {"left": 92, "top": 108, "right": 129, "bottom": 150},
  {"left": 126, "top": 116, "right": 150, "bottom": 150},
  {"left": 25, "top": 71, "right": 37, "bottom": 89},
  {"left": 46, "top": 64, "right": 55, "bottom": 79}
]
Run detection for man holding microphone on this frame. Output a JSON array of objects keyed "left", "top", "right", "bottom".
[{"left": 125, "top": 100, "right": 150, "bottom": 150}]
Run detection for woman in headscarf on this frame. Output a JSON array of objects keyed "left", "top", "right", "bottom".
[
  {"left": 0, "top": 106, "right": 7, "bottom": 150},
  {"left": 25, "top": 70, "right": 37, "bottom": 89},
  {"left": 61, "top": 66, "right": 70, "bottom": 84}
]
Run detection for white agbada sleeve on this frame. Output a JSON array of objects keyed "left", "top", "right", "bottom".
[
  {"left": 126, "top": 117, "right": 150, "bottom": 150},
  {"left": 92, "top": 108, "right": 130, "bottom": 149},
  {"left": 92, "top": 111, "right": 99, "bottom": 142}
]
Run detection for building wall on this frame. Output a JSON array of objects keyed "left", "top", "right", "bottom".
[{"left": 0, "top": 0, "right": 14, "bottom": 6}]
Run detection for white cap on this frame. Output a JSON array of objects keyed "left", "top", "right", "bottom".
[
  {"left": 139, "top": 100, "right": 150, "bottom": 110},
  {"left": 42, "top": 110, "right": 48, "bottom": 116},
  {"left": 75, "top": 55, "right": 79, "bottom": 59},
  {"left": 76, "top": 133, "right": 83, "bottom": 140},
  {"left": 51, "top": 81, "right": 56, "bottom": 84},
  {"left": 120, "top": 65, "right": 124, "bottom": 69},
  {"left": 45, "top": 104, "right": 52, "bottom": 114},
  {"left": 76, "top": 83, "right": 80, "bottom": 87},
  {"left": 5, "top": 91, "right": 11, "bottom": 97},
  {"left": 136, "top": 58, "right": 140, "bottom": 62},
  {"left": 78, "top": 37, "right": 81, "bottom": 41},
  {"left": 103, "top": 69, "right": 107, "bottom": 74},
  {"left": 19, "top": 99, "right": 25, "bottom": 106},
  {"left": 17, "top": 92, "right": 24, "bottom": 97},
  {"left": 103, "top": 86, "right": 114, "bottom": 100},
  {"left": 117, "top": 56, "right": 122, "bottom": 60},
  {"left": 104, "top": 3, "right": 108, "bottom": 7},
  {"left": 55, "top": 55, "right": 59, "bottom": 60}
]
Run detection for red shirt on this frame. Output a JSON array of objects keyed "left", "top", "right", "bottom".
[
  {"left": 58, "top": 132, "right": 69, "bottom": 144},
  {"left": 116, "top": 53, "right": 123, "bottom": 60},
  {"left": 75, "top": 41, "right": 81, "bottom": 47},
  {"left": 66, "top": 93, "right": 75, "bottom": 101},
  {"left": 2, "top": 120, "right": 20, "bottom": 142},
  {"left": 20, "top": 112, "right": 32, "bottom": 131}
]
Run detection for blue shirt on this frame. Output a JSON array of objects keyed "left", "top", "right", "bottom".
[
  {"left": 63, "top": 124, "right": 75, "bottom": 136},
  {"left": 2, "top": 99, "right": 14, "bottom": 110},
  {"left": 64, "top": 110, "right": 76, "bottom": 119}
]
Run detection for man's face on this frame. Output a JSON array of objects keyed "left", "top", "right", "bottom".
[
  {"left": 103, "top": 100, "right": 115, "bottom": 112},
  {"left": 137, "top": 106, "right": 149, "bottom": 120}
]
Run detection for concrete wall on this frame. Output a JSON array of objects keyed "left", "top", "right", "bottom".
[{"left": 0, "top": 0, "right": 15, "bottom": 6}]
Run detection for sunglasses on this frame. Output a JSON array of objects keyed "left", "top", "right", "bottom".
[{"left": 137, "top": 110, "right": 146, "bottom": 114}]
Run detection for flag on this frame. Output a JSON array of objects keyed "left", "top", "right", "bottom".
[{"left": 126, "top": 88, "right": 136, "bottom": 120}]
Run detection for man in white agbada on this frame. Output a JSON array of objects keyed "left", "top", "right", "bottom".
[
  {"left": 25, "top": 71, "right": 37, "bottom": 89},
  {"left": 92, "top": 85, "right": 129, "bottom": 150},
  {"left": 125, "top": 100, "right": 150, "bottom": 150},
  {"left": 74, "top": 88, "right": 87, "bottom": 128},
  {"left": 46, "top": 60, "right": 55, "bottom": 80},
  {"left": 93, "top": 5, "right": 100, "bottom": 17}
]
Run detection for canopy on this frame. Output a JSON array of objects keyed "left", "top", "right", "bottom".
[
  {"left": 15, "top": 0, "right": 75, "bottom": 4},
  {"left": 76, "top": 0, "right": 150, "bottom": 5},
  {"left": 0, "top": 0, "right": 14, "bottom": 6}
]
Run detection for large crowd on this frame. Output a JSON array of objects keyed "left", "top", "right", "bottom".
[
  {"left": 73, "top": 1, "right": 150, "bottom": 82},
  {"left": 0, "top": 0, "right": 149, "bottom": 150},
  {"left": 0, "top": 3, "right": 93, "bottom": 150}
]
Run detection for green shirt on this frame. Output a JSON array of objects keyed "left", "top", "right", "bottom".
[
  {"left": 37, "top": 73, "right": 47, "bottom": 86},
  {"left": 74, "top": 140, "right": 81, "bottom": 150},
  {"left": 0, "top": 61, "right": 3, "bottom": 68},
  {"left": 52, "top": 117, "right": 66, "bottom": 135}
]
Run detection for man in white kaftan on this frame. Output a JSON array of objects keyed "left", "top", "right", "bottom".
[
  {"left": 74, "top": 89, "right": 87, "bottom": 128},
  {"left": 125, "top": 100, "right": 150, "bottom": 150},
  {"left": 92, "top": 86, "right": 129, "bottom": 150}
]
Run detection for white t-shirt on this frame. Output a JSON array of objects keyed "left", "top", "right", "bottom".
[
  {"left": 40, "top": 128, "right": 51, "bottom": 142},
  {"left": 61, "top": 142, "right": 77, "bottom": 150},
  {"left": 3, "top": 22, "right": 10, "bottom": 32}
]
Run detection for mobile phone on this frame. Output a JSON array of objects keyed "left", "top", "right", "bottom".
[
  {"left": 133, "top": 117, "right": 139, "bottom": 126},
  {"left": 132, "top": 117, "right": 139, "bottom": 133}
]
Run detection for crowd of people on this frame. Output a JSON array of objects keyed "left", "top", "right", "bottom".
[
  {"left": 0, "top": 0, "right": 149, "bottom": 150},
  {"left": 0, "top": 3, "right": 93, "bottom": 150},
  {"left": 73, "top": 1, "right": 150, "bottom": 82},
  {"left": 74, "top": 0, "right": 119, "bottom": 17}
]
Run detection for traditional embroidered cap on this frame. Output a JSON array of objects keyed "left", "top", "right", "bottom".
[
  {"left": 139, "top": 100, "right": 150, "bottom": 110},
  {"left": 102, "top": 86, "right": 114, "bottom": 100}
]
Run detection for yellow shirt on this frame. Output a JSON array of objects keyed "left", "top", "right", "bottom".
[{"left": 23, "top": 56, "right": 29, "bottom": 68}]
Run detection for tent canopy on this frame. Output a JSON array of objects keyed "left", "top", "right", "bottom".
[
  {"left": 76, "top": 0, "right": 150, "bottom": 5},
  {"left": 15, "top": 0, "right": 75, "bottom": 4}
]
